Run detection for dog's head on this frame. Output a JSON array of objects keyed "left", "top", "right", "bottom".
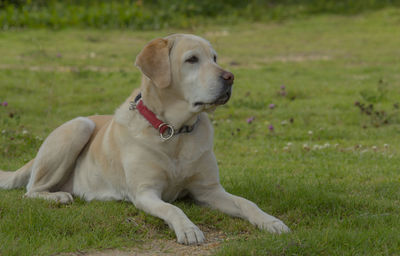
[{"left": 135, "top": 34, "right": 234, "bottom": 113}]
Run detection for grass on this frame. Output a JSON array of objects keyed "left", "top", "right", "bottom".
[{"left": 1, "top": 7, "right": 400, "bottom": 256}]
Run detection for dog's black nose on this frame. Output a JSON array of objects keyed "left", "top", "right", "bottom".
[{"left": 221, "top": 71, "right": 234, "bottom": 86}]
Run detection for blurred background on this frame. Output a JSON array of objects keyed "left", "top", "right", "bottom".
[{"left": 1, "top": 0, "right": 400, "bottom": 30}]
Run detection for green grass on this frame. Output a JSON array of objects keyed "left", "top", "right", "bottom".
[{"left": 1, "top": 7, "right": 400, "bottom": 256}]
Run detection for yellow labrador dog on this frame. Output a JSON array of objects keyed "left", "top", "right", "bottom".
[{"left": 0, "top": 34, "right": 289, "bottom": 245}]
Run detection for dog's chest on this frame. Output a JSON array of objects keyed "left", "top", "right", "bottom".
[
  {"left": 161, "top": 157, "right": 195, "bottom": 202},
  {"left": 150, "top": 118, "right": 213, "bottom": 202},
  {"left": 161, "top": 141, "right": 206, "bottom": 202}
]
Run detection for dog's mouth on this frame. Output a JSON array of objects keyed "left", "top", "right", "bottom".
[{"left": 194, "top": 91, "right": 231, "bottom": 107}]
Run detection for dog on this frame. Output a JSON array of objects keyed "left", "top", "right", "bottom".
[{"left": 0, "top": 34, "right": 289, "bottom": 245}]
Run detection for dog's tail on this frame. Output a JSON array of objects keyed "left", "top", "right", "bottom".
[{"left": 0, "top": 159, "right": 33, "bottom": 189}]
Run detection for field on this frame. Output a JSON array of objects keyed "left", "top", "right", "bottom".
[{"left": 1, "top": 7, "right": 400, "bottom": 256}]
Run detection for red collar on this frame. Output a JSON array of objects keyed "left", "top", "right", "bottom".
[
  {"left": 135, "top": 99, "right": 174, "bottom": 140},
  {"left": 129, "top": 93, "right": 199, "bottom": 140}
]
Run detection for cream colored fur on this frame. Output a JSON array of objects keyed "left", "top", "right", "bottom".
[{"left": 0, "top": 34, "right": 289, "bottom": 245}]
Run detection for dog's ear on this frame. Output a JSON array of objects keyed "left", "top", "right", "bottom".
[{"left": 135, "top": 38, "right": 171, "bottom": 89}]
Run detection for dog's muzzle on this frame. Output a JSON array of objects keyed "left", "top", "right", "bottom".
[
  {"left": 214, "top": 88, "right": 232, "bottom": 105},
  {"left": 194, "top": 71, "right": 234, "bottom": 107},
  {"left": 214, "top": 71, "right": 234, "bottom": 105}
]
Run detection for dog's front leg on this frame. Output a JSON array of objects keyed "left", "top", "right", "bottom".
[
  {"left": 133, "top": 190, "right": 205, "bottom": 245},
  {"left": 193, "top": 185, "right": 290, "bottom": 234}
]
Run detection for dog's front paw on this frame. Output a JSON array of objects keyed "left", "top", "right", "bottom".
[
  {"left": 24, "top": 191, "right": 74, "bottom": 204},
  {"left": 175, "top": 224, "right": 205, "bottom": 245},
  {"left": 254, "top": 214, "right": 290, "bottom": 234}
]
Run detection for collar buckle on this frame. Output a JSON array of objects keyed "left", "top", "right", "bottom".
[{"left": 158, "top": 123, "right": 175, "bottom": 140}]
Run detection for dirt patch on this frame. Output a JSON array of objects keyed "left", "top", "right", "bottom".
[
  {"left": 66, "top": 228, "right": 226, "bottom": 256},
  {"left": 0, "top": 53, "right": 332, "bottom": 73},
  {"left": 0, "top": 64, "right": 131, "bottom": 73},
  {"left": 205, "top": 30, "right": 230, "bottom": 37},
  {"left": 262, "top": 54, "right": 332, "bottom": 63},
  {"left": 223, "top": 54, "right": 332, "bottom": 69}
]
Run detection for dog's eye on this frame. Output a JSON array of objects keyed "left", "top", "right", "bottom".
[
  {"left": 186, "top": 56, "right": 198, "bottom": 64},
  {"left": 213, "top": 55, "right": 217, "bottom": 63}
]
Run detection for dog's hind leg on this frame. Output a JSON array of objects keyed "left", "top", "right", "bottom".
[{"left": 24, "top": 117, "right": 95, "bottom": 204}]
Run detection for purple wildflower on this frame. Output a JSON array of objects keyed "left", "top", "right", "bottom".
[
  {"left": 247, "top": 116, "right": 255, "bottom": 124},
  {"left": 268, "top": 124, "right": 274, "bottom": 131},
  {"left": 56, "top": 53, "right": 62, "bottom": 58},
  {"left": 280, "top": 85, "right": 286, "bottom": 90},
  {"left": 2, "top": 101, "right": 8, "bottom": 107},
  {"left": 269, "top": 103, "right": 275, "bottom": 109}
]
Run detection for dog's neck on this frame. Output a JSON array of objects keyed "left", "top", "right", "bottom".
[{"left": 139, "top": 77, "right": 199, "bottom": 130}]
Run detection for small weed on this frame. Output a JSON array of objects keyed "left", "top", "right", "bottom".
[
  {"left": 354, "top": 102, "right": 390, "bottom": 127},
  {"left": 355, "top": 79, "right": 399, "bottom": 127}
]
